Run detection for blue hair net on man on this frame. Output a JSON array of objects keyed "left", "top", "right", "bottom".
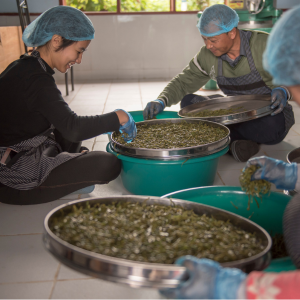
[
  {"left": 197, "top": 4, "right": 239, "bottom": 37},
  {"left": 263, "top": 5, "right": 300, "bottom": 86},
  {"left": 23, "top": 6, "right": 95, "bottom": 47}
]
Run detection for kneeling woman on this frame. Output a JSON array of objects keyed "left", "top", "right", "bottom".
[{"left": 0, "top": 6, "right": 136, "bottom": 205}]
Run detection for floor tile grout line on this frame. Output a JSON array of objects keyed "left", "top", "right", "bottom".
[
  {"left": 0, "top": 280, "right": 54, "bottom": 285},
  {"left": 0, "top": 232, "right": 42, "bottom": 237},
  {"left": 217, "top": 171, "right": 226, "bottom": 185},
  {"left": 48, "top": 263, "right": 61, "bottom": 299},
  {"left": 138, "top": 81, "right": 143, "bottom": 108},
  {"left": 101, "top": 81, "right": 113, "bottom": 115},
  {"left": 66, "top": 83, "right": 83, "bottom": 105},
  {"left": 262, "top": 149, "right": 292, "bottom": 157},
  {"left": 291, "top": 128, "right": 300, "bottom": 136},
  {"left": 217, "top": 167, "right": 244, "bottom": 171},
  {"left": 55, "top": 277, "right": 94, "bottom": 282},
  {"left": 92, "top": 137, "right": 97, "bottom": 151},
  {"left": 0, "top": 277, "right": 94, "bottom": 286}
]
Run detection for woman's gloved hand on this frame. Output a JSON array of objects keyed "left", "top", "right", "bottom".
[
  {"left": 245, "top": 156, "right": 298, "bottom": 190},
  {"left": 114, "top": 109, "right": 137, "bottom": 143},
  {"left": 271, "top": 87, "right": 288, "bottom": 116},
  {"left": 159, "top": 256, "right": 247, "bottom": 299},
  {"left": 143, "top": 100, "right": 165, "bottom": 120}
]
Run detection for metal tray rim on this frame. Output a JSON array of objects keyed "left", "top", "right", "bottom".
[
  {"left": 178, "top": 95, "right": 274, "bottom": 125},
  {"left": 43, "top": 196, "right": 272, "bottom": 288},
  {"left": 110, "top": 141, "right": 230, "bottom": 160},
  {"left": 110, "top": 118, "right": 230, "bottom": 159}
]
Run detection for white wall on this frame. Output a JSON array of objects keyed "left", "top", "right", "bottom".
[
  {"left": 0, "top": 13, "right": 205, "bottom": 81},
  {"left": 55, "top": 14, "right": 205, "bottom": 82}
]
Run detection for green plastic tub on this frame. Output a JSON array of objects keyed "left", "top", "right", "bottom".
[
  {"left": 110, "top": 110, "right": 229, "bottom": 196},
  {"left": 107, "top": 144, "right": 229, "bottom": 197},
  {"left": 129, "top": 110, "right": 179, "bottom": 122},
  {"left": 162, "top": 186, "right": 296, "bottom": 272}
]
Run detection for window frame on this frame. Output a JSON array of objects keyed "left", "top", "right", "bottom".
[
  {"left": 0, "top": 0, "right": 226, "bottom": 17},
  {"left": 59, "top": 0, "right": 213, "bottom": 15}
]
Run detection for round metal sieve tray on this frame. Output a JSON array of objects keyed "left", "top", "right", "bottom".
[
  {"left": 110, "top": 118, "right": 230, "bottom": 160},
  {"left": 43, "top": 196, "right": 272, "bottom": 289},
  {"left": 178, "top": 95, "right": 273, "bottom": 125},
  {"left": 284, "top": 147, "right": 300, "bottom": 197}
]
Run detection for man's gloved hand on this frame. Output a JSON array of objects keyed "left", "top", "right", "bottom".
[
  {"left": 159, "top": 256, "right": 247, "bottom": 299},
  {"left": 271, "top": 87, "right": 288, "bottom": 116},
  {"left": 114, "top": 109, "right": 137, "bottom": 143},
  {"left": 143, "top": 100, "right": 165, "bottom": 120},
  {"left": 245, "top": 156, "right": 298, "bottom": 190}
]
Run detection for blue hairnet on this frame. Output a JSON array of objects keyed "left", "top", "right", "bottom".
[
  {"left": 22, "top": 6, "right": 95, "bottom": 47},
  {"left": 263, "top": 5, "right": 300, "bottom": 86},
  {"left": 197, "top": 4, "right": 239, "bottom": 37}
]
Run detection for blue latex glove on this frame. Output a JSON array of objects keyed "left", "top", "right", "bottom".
[
  {"left": 159, "top": 256, "right": 247, "bottom": 299},
  {"left": 114, "top": 109, "right": 137, "bottom": 143},
  {"left": 245, "top": 156, "right": 298, "bottom": 190},
  {"left": 270, "top": 87, "right": 288, "bottom": 116},
  {"left": 143, "top": 100, "right": 165, "bottom": 120}
]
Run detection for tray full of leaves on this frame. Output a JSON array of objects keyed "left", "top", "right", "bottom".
[
  {"left": 186, "top": 106, "right": 244, "bottom": 118},
  {"left": 113, "top": 120, "right": 228, "bottom": 149},
  {"left": 44, "top": 196, "right": 272, "bottom": 287},
  {"left": 50, "top": 200, "right": 267, "bottom": 264}
]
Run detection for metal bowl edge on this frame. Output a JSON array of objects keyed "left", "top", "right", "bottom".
[{"left": 43, "top": 196, "right": 272, "bottom": 288}]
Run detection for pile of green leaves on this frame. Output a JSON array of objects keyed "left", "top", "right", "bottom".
[
  {"left": 240, "top": 165, "right": 271, "bottom": 210},
  {"left": 50, "top": 201, "right": 266, "bottom": 264},
  {"left": 113, "top": 122, "right": 228, "bottom": 149},
  {"left": 186, "top": 106, "right": 244, "bottom": 118}
]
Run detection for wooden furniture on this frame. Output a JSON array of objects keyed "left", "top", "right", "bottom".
[{"left": 0, "top": 26, "right": 25, "bottom": 73}]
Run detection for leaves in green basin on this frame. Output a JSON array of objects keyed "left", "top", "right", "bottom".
[
  {"left": 186, "top": 106, "right": 245, "bottom": 118},
  {"left": 50, "top": 201, "right": 266, "bottom": 264},
  {"left": 239, "top": 165, "right": 271, "bottom": 210},
  {"left": 147, "top": 115, "right": 157, "bottom": 120},
  {"left": 113, "top": 122, "right": 228, "bottom": 149}
]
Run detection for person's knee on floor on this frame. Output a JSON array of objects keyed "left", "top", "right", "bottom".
[
  {"left": 230, "top": 140, "right": 260, "bottom": 162},
  {"left": 95, "top": 152, "right": 121, "bottom": 182},
  {"left": 181, "top": 94, "right": 199, "bottom": 108},
  {"left": 180, "top": 94, "right": 223, "bottom": 109}
]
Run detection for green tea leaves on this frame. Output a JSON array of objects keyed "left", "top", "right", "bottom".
[{"left": 50, "top": 201, "right": 266, "bottom": 264}]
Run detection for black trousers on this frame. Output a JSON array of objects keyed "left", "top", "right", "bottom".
[
  {"left": 0, "top": 138, "right": 121, "bottom": 205},
  {"left": 181, "top": 94, "right": 288, "bottom": 144}
]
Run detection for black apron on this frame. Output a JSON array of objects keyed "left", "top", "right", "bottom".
[
  {"left": 215, "top": 31, "right": 294, "bottom": 136},
  {"left": 188, "top": 31, "right": 294, "bottom": 137},
  {"left": 0, "top": 52, "right": 85, "bottom": 190}
]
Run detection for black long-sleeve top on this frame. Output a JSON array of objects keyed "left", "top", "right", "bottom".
[{"left": 0, "top": 55, "right": 120, "bottom": 147}]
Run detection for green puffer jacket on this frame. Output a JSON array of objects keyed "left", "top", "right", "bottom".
[{"left": 158, "top": 30, "right": 277, "bottom": 107}]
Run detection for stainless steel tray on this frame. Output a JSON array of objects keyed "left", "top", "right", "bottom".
[
  {"left": 284, "top": 148, "right": 300, "bottom": 196},
  {"left": 110, "top": 118, "right": 230, "bottom": 160},
  {"left": 178, "top": 95, "right": 274, "bottom": 125},
  {"left": 43, "top": 196, "right": 272, "bottom": 289}
]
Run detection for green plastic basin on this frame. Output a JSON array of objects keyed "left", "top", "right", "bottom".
[
  {"left": 107, "top": 144, "right": 229, "bottom": 197},
  {"left": 128, "top": 110, "right": 180, "bottom": 122},
  {"left": 162, "top": 186, "right": 296, "bottom": 272}
]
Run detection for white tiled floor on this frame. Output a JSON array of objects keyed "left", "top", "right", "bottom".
[{"left": 1, "top": 81, "right": 300, "bottom": 299}]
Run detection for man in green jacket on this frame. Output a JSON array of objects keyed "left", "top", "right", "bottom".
[{"left": 143, "top": 4, "right": 294, "bottom": 162}]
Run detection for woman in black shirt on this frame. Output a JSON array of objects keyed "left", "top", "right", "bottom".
[{"left": 0, "top": 6, "right": 136, "bottom": 205}]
